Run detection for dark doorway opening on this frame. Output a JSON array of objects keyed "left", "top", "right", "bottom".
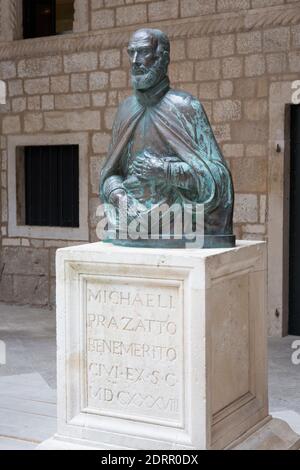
[{"left": 289, "top": 104, "right": 300, "bottom": 335}]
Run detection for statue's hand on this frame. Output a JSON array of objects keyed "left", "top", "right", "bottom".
[
  {"left": 109, "top": 188, "right": 127, "bottom": 206},
  {"left": 133, "top": 153, "right": 166, "bottom": 181},
  {"left": 109, "top": 188, "right": 143, "bottom": 220}
]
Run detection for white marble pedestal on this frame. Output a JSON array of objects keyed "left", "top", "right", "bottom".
[{"left": 39, "top": 241, "right": 300, "bottom": 450}]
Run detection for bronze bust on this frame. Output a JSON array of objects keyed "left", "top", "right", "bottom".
[{"left": 99, "top": 28, "right": 235, "bottom": 248}]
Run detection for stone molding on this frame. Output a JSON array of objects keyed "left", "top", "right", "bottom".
[
  {"left": 7, "top": 133, "right": 89, "bottom": 241},
  {"left": 0, "top": 3, "right": 299, "bottom": 60}
]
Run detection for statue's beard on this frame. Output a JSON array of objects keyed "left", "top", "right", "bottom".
[{"left": 132, "top": 59, "right": 167, "bottom": 91}]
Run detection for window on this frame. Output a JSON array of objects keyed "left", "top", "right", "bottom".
[
  {"left": 23, "top": 0, "right": 75, "bottom": 39},
  {"left": 8, "top": 133, "right": 88, "bottom": 241},
  {"left": 23, "top": 145, "right": 79, "bottom": 228}
]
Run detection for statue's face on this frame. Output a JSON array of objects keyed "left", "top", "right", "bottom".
[{"left": 128, "top": 31, "right": 167, "bottom": 91}]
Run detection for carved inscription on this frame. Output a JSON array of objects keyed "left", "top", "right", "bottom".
[{"left": 85, "top": 278, "right": 183, "bottom": 425}]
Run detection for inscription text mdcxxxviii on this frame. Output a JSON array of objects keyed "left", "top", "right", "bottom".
[{"left": 84, "top": 277, "right": 183, "bottom": 426}]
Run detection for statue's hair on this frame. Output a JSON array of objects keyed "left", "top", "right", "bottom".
[{"left": 130, "top": 28, "right": 170, "bottom": 61}]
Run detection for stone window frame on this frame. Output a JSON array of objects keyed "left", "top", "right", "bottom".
[
  {"left": 0, "top": 0, "right": 89, "bottom": 42},
  {"left": 7, "top": 133, "right": 89, "bottom": 241}
]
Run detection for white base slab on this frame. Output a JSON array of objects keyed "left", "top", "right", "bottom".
[
  {"left": 39, "top": 241, "right": 299, "bottom": 450},
  {"left": 38, "top": 417, "right": 300, "bottom": 450}
]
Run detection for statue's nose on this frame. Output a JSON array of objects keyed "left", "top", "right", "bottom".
[{"left": 132, "top": 52, "right": 140, "bottom": 65}]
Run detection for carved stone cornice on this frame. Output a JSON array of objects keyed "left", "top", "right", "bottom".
[{"left": 0, "top": 2, "right": 300, "bottom": 61}]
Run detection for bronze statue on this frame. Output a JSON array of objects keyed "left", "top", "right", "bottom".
[{"left": 99, "top": 28, "right": 235, "bottom": 248}]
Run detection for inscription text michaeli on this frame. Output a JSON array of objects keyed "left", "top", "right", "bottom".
[{"left": 84, "top": 278, "right": 183, "bottom": 426}]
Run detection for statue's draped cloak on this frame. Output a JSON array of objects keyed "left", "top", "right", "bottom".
[{"left": 100, "top": 85, "right": 234, "bottom": 235}]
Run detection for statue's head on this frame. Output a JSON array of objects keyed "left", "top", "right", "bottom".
[{"left": 128, "top": 28, "right": 170, "bottom": 91}]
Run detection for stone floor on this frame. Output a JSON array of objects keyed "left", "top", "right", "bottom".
[{"left": 0, "top": 302, "right": 299, "bottom": 450}]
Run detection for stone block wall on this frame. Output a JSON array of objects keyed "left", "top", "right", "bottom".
[{"left": 0, "top": 0, "right": 299, "bottom": 334}]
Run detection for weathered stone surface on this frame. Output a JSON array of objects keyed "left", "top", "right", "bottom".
[
  {"left": 217, "top": 0, "right": 250, "bottom": 12},
  {"left": 187, "top": 37, "right": 210, "bottom": 59},
  {"left": 1, "top": 188, "right": 8, "bottom": 221},
  {"left": 148, "top": 0, "right": 179, "bottom": 22},
  {"left": 212, "top": 35, "right": 235, "bottom": 57},
  {"left": 291, "top": 24, "right": 300, "bottom": 48},
  {"left": 288, "top": 52, "right": 300, "bottom": 72},
  {"left": 24, "top": 113, "right": 44, "bottom": 133},
  {"left": 51, "top": 76, "right": 70, "bottom": 94},
  {"left": 12, "top": 97, "right": 26, "bottom": 113},
  {"left": 234, "top": 78, "right": 256, "bottom": 98},
  {"left": 44, "top": 111, "right": 101, "bottom": 131},
  {"left": 27, "top": 96, "right": 41, "bottom": 111},
  {"left": 50, "top": 277, "right": 56, "bottom": 306},
  {"left": 0, "top": 61, "right": 17, "bottom": 80},
  {"left": 244, "top": 99, "right": 268, "bottom": 121},
  {"left": 181, "top": 0, "right": 216, "bottom": 17},
  {"left": 231, "top": 158, "right": 267, "bottom": 192},
  {"left": 89, "top": 72, "right": 109, "bottom": 90},
  {"left": 245, "top": 57, "right": 265, "bottom": 80},
  {"left": 231, "top": 121, "right": 268, "bottom": 142},
  {"left": 246, "top": 144, "right": 267, "bottom": 158},
  {"left": 92, "top": 132, "right": 111, "bottom": 154},
  {"left": 116, "top": 5, "right": 147, "bottom": 26},
  {"left": 252, "top": 0, "right": 283, "bottom": 7},
  {"left": 110, "top": 70, "right": 127, "bottom": 88},
  {"left": 0, "top": 274, "right": 13, "bottom": 302},
  {"left": 169, "top": 61, "right": 194, "bottom": 82},
  {"left": 1, "top": 247, "right": 49, "bottom": 276},
  {"left": 195, "top": 59, "right": 220, "bottom": 81},
  {"left": 104, "top": 107, "right": 117, "bottom": 130},
  {"left": 8, "top": 79, "right": 23, "bottom": 97},
  {"left": 24, "top": 78, "right": 49, "bottom": 95},
  {"left": 2, "top": 116, "right": 21, "bottom": 134},
  {"left": 222, "top": 57, "right": 243, "bottom": 78},
  {"left": 91, "top": 0, "right": 105, "bottom": 9},
  {"left": 13, "top": 275, "right": 48, "bottom": 306},
  {"left": 237, "top": 31, "right": 262, "bottom": 54},
  {"left": 18, "top": 57, "right": 62, "bottom": 78},
  {"left": 71, "top": 73, "right": 88, "bottom": 92},
  {"left": 99, "top": 50, "right": 121, "bottom": 69},
  {"left": 198, "top": 81, "right": 219, "bottom": 100},
  {"left": 223, "top": 143, "right": 244, "bottom": 158},
  {"left": 260, "top": 195, "right": 267, "bottom": 224},
  {"left": 263, "top": 27, "right": 290, "bottom": 52},
  {"left": 92, "top": 9, "right": 115, "bottom": 30},
  {"left": 170, "top": 40, "right": 186, "bottom": 61},
  {"left": 64, "top": 53, "right": 98, "bottom": 73},
  {"left": 212, "top": 123, "right": 231, "bottom": 142},
  {"left": 213, "top": 99, "right": 241, "bottom": 122},
  {"left": 266, "top": 53, "right": 287, "bottom": 74},
  {"left": 55, "top": 93, "right": 90, "bottom": 110},
  {"left": 234, "top": 194, "right": 258, "bottom": 223},
  {"left": 92, "top": 92, "right": 107, "bottom": 107},
  {"left": 90, "top": 156, "right": 106, "bottom": 194},
  {"left": 41, "top": 95, "right": 55, "bottom": 111},
  {"left": 219, "top": 80, "right": 233, "bottom": 98}
]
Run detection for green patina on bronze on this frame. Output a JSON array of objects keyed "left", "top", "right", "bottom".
[{"left": 99, "top": 28, "right": 235, "bottom": 248}]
